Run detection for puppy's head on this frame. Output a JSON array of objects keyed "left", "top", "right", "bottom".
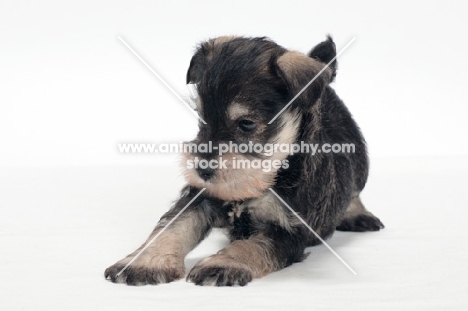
[{"left": 182, "top": 36, "right": 336, "bottom": 201}]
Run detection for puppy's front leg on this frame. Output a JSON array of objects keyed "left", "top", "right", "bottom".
[
  {"left": 187, "top": 226, "right": 307, "bottom": 286},
  {"left": 105, "top": 187, "right": 213, "bottom": 285}
]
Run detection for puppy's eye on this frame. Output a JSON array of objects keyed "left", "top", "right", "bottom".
[{"left": 238, "top": 120, "right": 257, "bottom": 132}]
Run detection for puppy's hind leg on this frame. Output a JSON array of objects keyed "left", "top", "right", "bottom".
[{"left": 336, "top": 195, "right": 384, "bottom": 232}]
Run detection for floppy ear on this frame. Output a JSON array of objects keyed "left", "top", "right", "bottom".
[
  {"left": 186, "top": 45, "right": 209, "bottom": 84},
  {"left": 186, "top": 36, "right": 240, "bottom": 84},
  {"left": 274, "top": 50, "right": 332, "bottom": 109},
  {"left": 308, "top": 36, "right": 337, "bottom": 81}
]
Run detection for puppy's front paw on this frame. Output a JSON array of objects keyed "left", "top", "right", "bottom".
[
  {"left": 187, "top": 255, "right": 253, "bottom": 286},
  {"left": 104, "top": 254, "right": 184, "bottom": 285}
]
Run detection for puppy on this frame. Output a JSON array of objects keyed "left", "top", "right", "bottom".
[{"left": 105, "top": 36, "right": 384, "bottom": 286}]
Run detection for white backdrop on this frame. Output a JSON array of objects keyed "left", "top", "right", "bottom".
[
  {"left": 2, "top": 2, "right": 468, "bottom": 310},
  {"left": 1, "top": 0, "right": 467, "bottom": 167}
]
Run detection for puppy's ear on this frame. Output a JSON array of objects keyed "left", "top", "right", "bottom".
[
  {"left": 186, "top": 45, "right": 209, "bottom": 84},
  {"left": 186, "top": 36, "right": 239, "bottom": 84},
  {"left": 308, "top": 36, "right": 337, "bottom": 81},
  {"left": 274, "top": 50, "right": 332, "bottom": 109}
]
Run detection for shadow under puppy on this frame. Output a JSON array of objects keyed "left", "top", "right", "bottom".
[{"left": 105, "top": 36, "right": 384, "bottom": 286}]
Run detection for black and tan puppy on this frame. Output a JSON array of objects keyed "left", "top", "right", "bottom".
[{"left": 105, "top": 36, "right": 384, "bottom": 286}]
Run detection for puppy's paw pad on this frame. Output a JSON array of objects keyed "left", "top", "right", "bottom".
[
  {"left": 187, "top": 260, "right": 252, "bottom": 286},
  {"left": 337, "top": 214, "right": 385, "bottom": 232}
]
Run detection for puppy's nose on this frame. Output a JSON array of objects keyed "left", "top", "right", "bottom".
[{"left": 196, "top": 167, "right": 215, "bottom": 181}]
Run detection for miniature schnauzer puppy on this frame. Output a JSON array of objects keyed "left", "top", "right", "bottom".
[{"left": 105, "top": 36, "right": 384, "bottom": 286}]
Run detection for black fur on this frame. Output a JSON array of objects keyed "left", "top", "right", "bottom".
[
  {"left": 336, "top": 213, "right": 385, "bottom": 232},
  {"left": 308, "top": 35, "right": 337, "bottom": 81}
]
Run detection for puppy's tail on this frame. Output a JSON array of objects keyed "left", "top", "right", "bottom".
[{"left": 308, "top": 36, "right": 337, "bottom": 82}]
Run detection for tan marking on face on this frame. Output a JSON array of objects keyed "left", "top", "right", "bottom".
[
  {"left": 268, "top": 111, "right": 302, "bottom": 160},
  {"left": 180, "top": 110, "right": 301, "bottom": 201},
  {"left": 228, "top": 102, "right": 250, "bottom": 120},
  {"left": 274, "top": 111, "right": 301, "bottom": 144},
  {"left": 180, "top": 152, "right": 276, "bottom": 201}
]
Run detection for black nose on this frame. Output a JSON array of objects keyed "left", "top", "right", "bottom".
[{"left": 196, "top": 167, "right": 215, "bottom": 181}]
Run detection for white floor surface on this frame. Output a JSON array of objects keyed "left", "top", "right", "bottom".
[{"left": 1, "top": 157, "right": 467, "bottom": 310}]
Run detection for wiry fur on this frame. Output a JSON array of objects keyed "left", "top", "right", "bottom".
[{"left": 105, "top": 36, "right": 384, "bottom": 287}]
